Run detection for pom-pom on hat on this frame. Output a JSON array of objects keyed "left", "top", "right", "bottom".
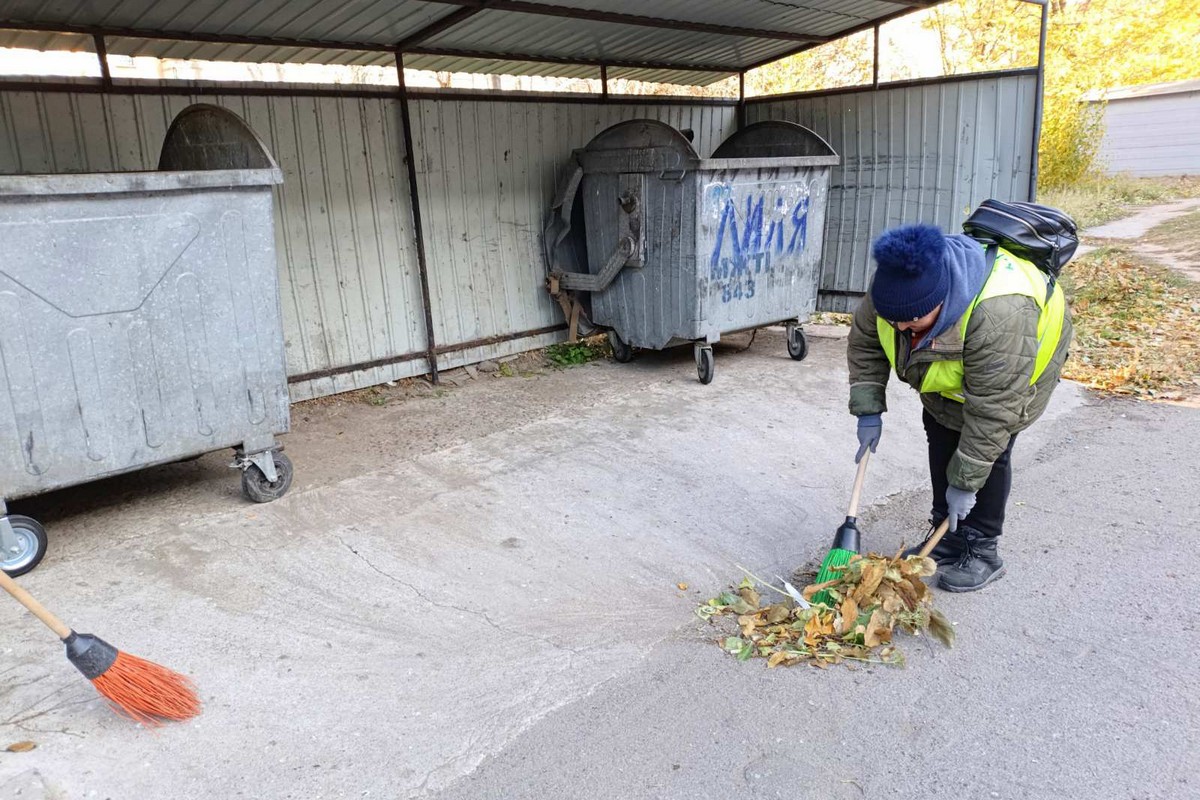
[{"left": 870, "top": 224, "right": 949, "bottom": 321}]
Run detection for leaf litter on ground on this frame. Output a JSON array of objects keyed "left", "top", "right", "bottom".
[{"left": 697, "top": 553, "right": 955, "bottom": 668}]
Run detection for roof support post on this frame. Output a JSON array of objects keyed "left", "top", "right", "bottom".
[
  {"left": 600, "top": 64, "right": 608, "bottom": 101},
  {"left": 1028, "top": 0, "right": 1049, "bottom": 200},
  {"left": 394, "top": 52, "right": 441, "bottom": 384},
  {"left": 872, "top": 24, "right": 880, "bottom": 88},
  {"left": 93, "top": 34, "right": 111, "bottom": 88},
  {"left": 737, "top": 71, "right": 746, "bottom": 130}
]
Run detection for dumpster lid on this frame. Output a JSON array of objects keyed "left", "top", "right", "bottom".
[
  {"left": 711, "top": 120, "right": 838, "bottom": 160},
  {"left": 578, "top": 119, "right": 838, "bottom": 175},
  {"left": 0, "top": 105, "right": 282, "bottom": 197},
  {"left": 159, "top": 104, "right": 282, "bottom": 181}
]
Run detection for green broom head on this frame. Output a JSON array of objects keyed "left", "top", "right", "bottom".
[{"left": 811, "top": 518, "right": 860, "bottom": 606}]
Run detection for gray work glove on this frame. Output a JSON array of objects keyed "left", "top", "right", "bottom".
[
  {"left": 855, "top": 414, "right": 882, "bottom": 463},
  {"left": 945, "top": 485, "right": 978, "bottom": 532}
]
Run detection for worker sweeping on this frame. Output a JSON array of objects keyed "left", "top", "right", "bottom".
[{"left": 848, "top": 222, "right": 1073, "bottom": 592}]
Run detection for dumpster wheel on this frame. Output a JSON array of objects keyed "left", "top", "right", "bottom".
[
  {"left": 695, "top": 344, "right": 716, "bottom": 385},
  {"left": 1, "top": 515, "right": 48, "bottom": 577},
  {"left": 609, "top": 331, "right": 635, "bottom": 363},
  {"left": 242, "top": 452, "right": 294, "bottom": 503},
  {"left": 786, "top": 324, "right": 809, "bottom": 362}
]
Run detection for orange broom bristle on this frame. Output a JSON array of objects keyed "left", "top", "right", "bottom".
[{"left": 91, "top": 650, "right": 201, "bottom": 725}]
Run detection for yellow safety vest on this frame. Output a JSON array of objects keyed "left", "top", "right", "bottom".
[{"left": 876, "top": 248, "right": 1067, "bottom": 403}]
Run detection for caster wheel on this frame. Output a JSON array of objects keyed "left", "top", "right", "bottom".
[
  {"left": 609, "top": 331, "right": 635, "bottom": 363},
  {"left": 2, "top": 515, "right": 48, "bottom": 577},
  {"left": 696, "top": 346, "right": 715, "bottom": 385},
  {"left": 242, "top": 452, "right": 294, "bottom": 503},
  {"left": 787, "top": 325, "right": 808, "bottom": 362}
]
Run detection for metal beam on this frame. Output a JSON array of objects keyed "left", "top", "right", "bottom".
[
  {"left": 742, "top": 3, "right": 941, "bottom": 73},
  {"left": 1028, "top": 0, "right": 1049, "bottom": 200},
  {"left": 737, "top": 71, "right": 746, "bottom": 130},
  {"left": 92, "top": 34, "right": 111, "bottom": 87},
  {"left": 872, "top": 23, "right": 880, "bottom": 87},
  {"left": 0, "top": 21, "right": 393, "bottom": 54},
  {"left": 396, "top": 6, "right": 486, "bottom": 51},
  {"left": 741, "top": 66, "right": 1038, "bottom": 106},
  {"left": 419, "top": 0, "right": 830, "bottom": 43},
  {"left": 407, "top": 46, "right": 739, "bottom": 75},
  {"left": 394, "top": 52, "right": 441, "bottom": 384}
]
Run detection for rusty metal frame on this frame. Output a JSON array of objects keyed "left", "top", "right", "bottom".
[
  {"left": 394, "top": 51, "right": 441, "bottom": 384},
  {"left": 743, "top": 3, "right": 945, "bottom": 72},
  {"left": 287, "top": 324, "right": 568, "bottom": 385},
  {"left": 742, "top": 67, "right": 1039, "bottom": 106},
  {"left": 1028, "top": 0, "right": 1049, "bottom": 200}
]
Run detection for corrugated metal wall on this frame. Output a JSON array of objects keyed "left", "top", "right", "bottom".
[
  {"left": 0, "top": 74, "right": 1039, "bottom": 392},
  {"left": 1095, "top": 91, "right": 1200, "bottom": 177},
  {"left": 408, "top": 99, "right": 736, "bottom": 371},
  {"left": 0, "top": 87, "right": 428, "bottom": 401},
  {"left": 0, "top": 85, "right": 737, "bottom": 398},
  {"left": 747, "top": 71, "right": 1038, "bottom": 311}
]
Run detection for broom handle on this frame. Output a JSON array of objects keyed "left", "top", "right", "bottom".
[
  {"left": 846, "top": 450, "right": 870, "bottom": 519},
  {"left": 0, "top": 569, "right": 72, "bottom": 639},
  {"left": 918, "top": 518, "right": 952, "bottom": 559}
]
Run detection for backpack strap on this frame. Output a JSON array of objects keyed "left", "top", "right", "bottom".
[{"left": 985, "top": 241, "right": 1055, "bottom": 304}]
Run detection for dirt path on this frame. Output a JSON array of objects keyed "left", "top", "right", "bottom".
[{"left": 1080, "top": 196, "right": 1200, "bottom": 281}]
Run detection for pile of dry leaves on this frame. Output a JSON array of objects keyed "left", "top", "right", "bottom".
[{"left": 697, "top": 553, "right": 955, "bottom": 668}]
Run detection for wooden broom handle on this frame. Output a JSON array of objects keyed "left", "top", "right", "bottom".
[
  {"left": 846, "top": 450, "right": 870, "bottom": 519},
  {"left": 0, "top": 569, "right": 72, "bottom": 639},
  {"left": 918, "top": 518, "right": 952, "bottom": 560}
]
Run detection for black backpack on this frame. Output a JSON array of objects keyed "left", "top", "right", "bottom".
[{"left": 962, "top": 199, "right": 1078, "bottom": 281}]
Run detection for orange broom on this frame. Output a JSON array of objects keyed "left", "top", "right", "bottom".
[{"left": 0, "top": 568, "right": 200, "bottom": 725}]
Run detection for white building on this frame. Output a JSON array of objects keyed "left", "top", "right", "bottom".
[{"left": 1087, "top": 79, "right": 1200, "bottom": 177}]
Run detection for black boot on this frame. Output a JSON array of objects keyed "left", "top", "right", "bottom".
[
  {"left": 937, "top": 529, "right": 1005, "bottom": 592},
  {"left": 902, "top": 520, "right": 965, "bottom": 566}
]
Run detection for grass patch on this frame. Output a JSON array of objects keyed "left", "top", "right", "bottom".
[
  {"left": 1060, "top": 246, "right": 1200, "bottom": 400},
  {"left": 544, "top": 337, "right": 610, "bottom": 366},
  {"left": 809, "top": 312, "right": 853, "bottom": 326},
  {"left": 1040, "top": 175, "right": 1200, "bottom": 230}
]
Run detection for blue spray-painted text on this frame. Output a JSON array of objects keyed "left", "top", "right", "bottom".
[{"left": 708, "top": 187, "right": 810, "bottom": 303}]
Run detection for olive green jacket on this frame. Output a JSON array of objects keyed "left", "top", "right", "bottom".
[{"left": 848, "top": 288, "right": 1073, "bottom": 491}]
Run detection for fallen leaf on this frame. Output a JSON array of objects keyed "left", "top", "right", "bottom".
[
  {"left": 6, "top": 741, "right": 35, "bottom": 753},
  {"left": 676, "top": 583, "right": 689, "bottom": 591},
  {"left": 863, "top": 609, "right": 892, "bottom": 648},
  {"left": 852, "top": 562, "right": 885, "bottom": 605},
  {"left": 928, "top": 608, "right": 956, "bottom": 648},
  {"left": 838, "top": 597, "right": 858, "bottom": 634},
  {"left": 765, "top": 604, "right": 792, "bottom": 624},
  {"left": 803, "top": 611, "right": 835, "bottom": 647},
  {"left": 738, "top": 587, "right": 761, "bottom": 609}
]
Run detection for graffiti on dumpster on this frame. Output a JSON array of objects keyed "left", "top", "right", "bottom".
[{"left": 705, "top": 180, "right": 811, "bottom": 304}]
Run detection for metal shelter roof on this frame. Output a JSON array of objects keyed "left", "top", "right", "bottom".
[{"left": 0, "top": 0, "right": 943, "bottom": 85}]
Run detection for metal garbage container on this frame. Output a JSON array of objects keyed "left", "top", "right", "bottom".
[
  {"left": 545, "top": 119, "right": 838, "bottom": 383},
  {"left": 0, "top": 104, "right": 292, "bottom": 576}
]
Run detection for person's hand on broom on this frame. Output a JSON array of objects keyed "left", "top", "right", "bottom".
[{"left": 855, "top": 413, "right": 882, "bottom": 463}]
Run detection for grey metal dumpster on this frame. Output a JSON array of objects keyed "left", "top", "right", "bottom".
[
  {"left": 545, "top": 119, "right": 838, "bottom": 384},
  {"left": 0, "top": 104, "right": 292, "bottom": 576}
]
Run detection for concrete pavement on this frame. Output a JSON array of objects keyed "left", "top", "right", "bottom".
[{"left": 1, "top": 327, "right": 1191, "bottom": 800}]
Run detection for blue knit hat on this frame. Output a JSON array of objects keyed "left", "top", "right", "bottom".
[{"left": 870, "top": 224, "right": 950, "bottom": 321}]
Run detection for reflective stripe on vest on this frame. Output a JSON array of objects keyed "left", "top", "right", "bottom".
[{"left": 875, "top": 249, "right": 1066, "bottom": 403}]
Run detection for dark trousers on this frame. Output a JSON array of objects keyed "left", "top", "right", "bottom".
[{"left": 924, "top": 410, "right": 1016, "bottom": 539}]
